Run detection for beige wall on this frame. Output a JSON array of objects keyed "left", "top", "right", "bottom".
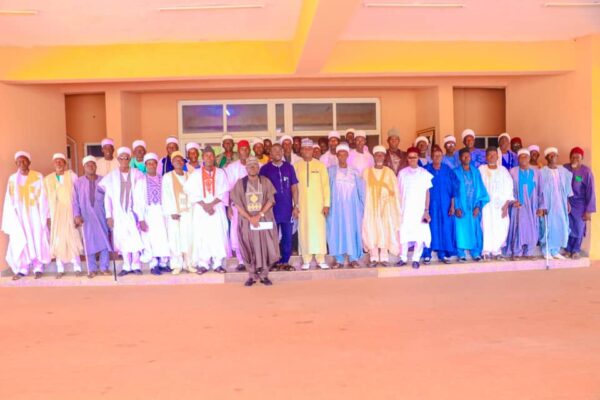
[
  {"left": 65, "top": 93, "right": 107, "bottom": 163},
  {"left": 0, "top": 83, "right": 67, "bottom": 266},
  {"left": 454, "top": 88, "right": 506, "bottom": 138}
]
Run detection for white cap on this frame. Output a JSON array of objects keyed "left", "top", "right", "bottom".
[
  {"left": 132, "top": 140, "right": 146, "bottom": 149},
  {"left": 313, "top": 144, "right": 320, "bottom": 150},
  {"left": 345, "top": 128, "right": 356, "bottom": 135},
  {"left": 14, "top": 151, "right": 31, "bottom": 161},
  {"left": 498, "top": 132, "right": 511, "bottom": 141},
  {"left": 165, "top": 137, "right": 179, "bottom": 145},
  {"left": 443, "top": 135, "right": 456, "bottom": 145},
  {"left": 414, "top": 136, "right": 429, "bottom": 146},
  {"left": 544, "top": 147, "right": 558, "bottom": 156},
  {"left": 186, "top": 142, "right": 200, "bottom": 152},
  {"left": 336, "top": 143, "right": 350, "bottom": 153},
  {"left": 52, "top": 153, "right": 67, "bottom": 161},
  {"left": 279, "top": 135, "right": 293, "bottom": 144},
  {"left": 373, "top": 145, "right": 386, "bottom": 155},
  {"left": 221, "top": 134, "right": 234, "bottom": 143},
  {"left": 328, "top": 131, "right": 341, "bottom": 139},
  {"left": 252, "top": 138, "right": 264, "bottom": 147},
  {"left": 143, "top": 152, "right": 159, "bottom": 163},
  {"left": 517, "top": 149, "right": 531, "bottom": 157},
  {"left": 82, "top": 155, "right": 96, "bottom": 167},
  {"left": 117, "top": 147, "right": 132, "bottom": 157},
  {"left": 528, "top": 145, "right": 540, "bottom": 153},
  {"left": 101, "top": 138, "right": 114, "bottom": 147},
  {"left": 355, "top": 130, "right": 367, "bottom": 138},
  {"left": 461, "top": 129, "right": 476, "bottom": 140},
  {"left": 301, "top": 138, "right": 314, "bottom": 148}
]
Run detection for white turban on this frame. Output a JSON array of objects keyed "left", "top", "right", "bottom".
[
  {"left": 14, "top": 151, "right": 31, "bottom": 161},
  {"left": 373, "top": 145, "right": 386, "bottom": 155},
  {"left": 328, "top": 131, "right": 341, "bottom": 139},
  {"left": 461, "top": 129, "right": 476, "bottom": 140},
  {"left": 165, "top": 137, "right": 179, "bottom": 145},
  {"left": 221, "top": 134, "right": 234, "bottom": 143},
  {"left": 186, "top": 142, "right": 200, "bottom": 152},
  {"left": 143, "top": 152, "right": 158, "bottom": 163},
  {"left": 81, "top": 155, "right": 96, "bottom": 167},
  {"left": 443, "top": 135, "right": 456, "bottom": 145},
  {"left": 414, "top": 136, "right": 429, "bottom": 146},
  {"left": 313, "top": 144, "right": 320, "bottom": 150},
  {"left": 544, "top": 147, "right": 558, "bottom": 157},
  {"left": 336, "top": 143, "right": 350, "bottom": 153},
  {"left": 355, "top": 130, "right": 366, "bottom": 138},
  {"left": 52, "top": 153, "right": 66, "bottom": 161},
  {"left": 528, "top": 145, "right": 540, "bottom": 153},
  {"left": 517, "top": 149, "right": 530, "bottom": 157},
  {"left": 498, "top": 132, "right": 510, "bottom": 141},
  {"left": 279, "top": 135, "right": 293, "bottom": 144},
  {"left": 101, "top": 138, "right": 114, "bottom": 147},
  {"left": 252, "top": 138, "right": 264, "bottom": 147},
  {"left": 345, "top": 128, "right": 356, "bottom": 135},
  {"left": 117, "top": 147, "right": 132, "bottom": 157},
  {"left": 132, "top": 140, "right": 146, "bottom": 150}
]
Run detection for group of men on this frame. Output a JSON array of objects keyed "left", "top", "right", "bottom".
[{"left": 2, "top": 127, "right": 596, "bottom": 287}]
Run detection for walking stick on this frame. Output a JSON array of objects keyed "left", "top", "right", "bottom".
[
  {"left": 544, "top": 213, "right": 550, "bottom": 270},
  {"left": 79, "top": 225, "right": 90, "bottom": 276},
  {"left": 110, "top": 229, "right": 118, "bottom": 282}
]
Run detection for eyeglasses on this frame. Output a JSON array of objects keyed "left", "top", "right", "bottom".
[{"left": 407, "top": 156, "right": 418, "bottom": 160}]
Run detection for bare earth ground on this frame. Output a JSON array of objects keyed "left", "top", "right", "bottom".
[{"left": 1, "top": 264, "right": 599, "bottom": 400}]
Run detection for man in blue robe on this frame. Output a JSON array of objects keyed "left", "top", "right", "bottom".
[
  {"left": 460, "top": 129, "right": 487, "bottom": 168},
  {"left": 454, "top": 148, "right": 490, "bottom": 261},
  {"left": 327, "top": 143, "right": 365, "bottom": 268},
  {"left": 442, "top": 135, "right": 459, "bottom": 169},
  {"left": 423, "top": 145, "right": 458, "bottom": 264}
]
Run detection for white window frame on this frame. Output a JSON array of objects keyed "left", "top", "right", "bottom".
[{"left": 178, "top": 98, "right": 381, "bottom": 146}]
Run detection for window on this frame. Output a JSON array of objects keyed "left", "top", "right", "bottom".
[
  {"left": 336, "top": 103, "right": 377, "bottom": 130},
  {"left": 275, "top": 103, "right": 284, "bottom": 133},
  {"left": 226, "top": 104, "right": 268, "bottom": 132},
  {"left": 475, "top": 136, "right": 499, "bottom": 149},
  {"left": 84, "top": 143, "right": 103, "bottom": 157},
  {"left": 182, "top": 104, "right": 224, "bottom": 133},
  {"left": 292, "top": 103, "right": 334, "bottom": 132}
]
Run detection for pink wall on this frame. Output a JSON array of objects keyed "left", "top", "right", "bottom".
[
  {"left": 65, "top": 93, "right": 107, "bottom": 162},
  {"left": 454, "top": 88, "right": 506, "bottom": 138}
]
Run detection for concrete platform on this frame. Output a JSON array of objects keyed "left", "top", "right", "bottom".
[{"left": 0, "top": 256, "right": 590, "bottom": 287}]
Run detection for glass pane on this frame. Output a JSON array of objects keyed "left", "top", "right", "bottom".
[
  {"left": 336, "top": 103, "right": 377, "bottom": 130},
  {"left": 292, "top": 103, "right": 333, "bottom": 131},
  {"left": 275, "top": 103, "right": 284, "bottom": 133},
  {"left": 182, "top": 104, "right": 223, "bottom": 133},
  {"left": 474, "top": 137, "right": 486, "bottom": 149},
  {"left": 226, "top": 104, "right": 268, "bottom": 132},
  {"left": 487, "top": 137, "right": 499, "bottom": 148}
]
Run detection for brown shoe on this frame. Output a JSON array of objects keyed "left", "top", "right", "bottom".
[{"left": 34, "top": 272, "right": 43, "bottom": 279}]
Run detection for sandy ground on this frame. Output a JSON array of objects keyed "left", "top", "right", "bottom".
[{"left": 1, "top": 264, "right": 599, "bottom": 400}]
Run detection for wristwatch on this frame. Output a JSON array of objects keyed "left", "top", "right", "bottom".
[{"left": 260, "top": 212, "right": 265, "bottom": 218}]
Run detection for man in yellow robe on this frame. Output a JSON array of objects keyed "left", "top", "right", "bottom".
[
  {"left": 294, "top": 139, "right": 330, "bottom": 270},
  {"left": 362, "top": 145, "right": 402, "bottom": 267},
  {"left": 44, "top": 153, "right": 83, "bottom": 277}
]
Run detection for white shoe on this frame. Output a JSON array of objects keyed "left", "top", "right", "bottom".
[
  {"left": 301, "top": 263, "right": 311, "bottom": 270},
  {"left": 552, "top": 254, "right": 566, "bottom": 260},
  {"left": 149, "top": 258, "right": 158, "bottom": 268},
  {"left": 318, "top": 263, "right": 330, "bottom": 270}
]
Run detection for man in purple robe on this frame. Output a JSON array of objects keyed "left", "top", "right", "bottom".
[
  {"left": 73, "top": 156, "right": 112, "bottom": 278},
  {"left": 564, "top": 147, "right": 596, "bottom": 259}
]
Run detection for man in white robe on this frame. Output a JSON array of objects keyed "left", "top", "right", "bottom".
[
  {"left": 99, "top": 147, "right": 147, "bottom": 276},
  {"left": 162, "top": 151, "right": 194, "bottom": 274},
  {"left": 479, "top": 147, "right": 514, "bottom": 259},
  {"left": 140, "top": 152, "right": 170, "bottom": 274},
  {"left": 397, "top": 147, "right": 432, "bottom": 268},
  {"left": 95, "top": 138, "right": 119, "bottom": 177},
  {"left": 2, "top": 151, "right": 51, "bottom": 280},
  {"left": 225, "top": 140, "right": 251, "bottom": 271},
  {"left": 348, "top": 130, "right": 374, "bottom": 175},
  {"left": 319, "top": 131, "right": 341, "bottom": 167},
  {"left": 184, "top": 146, "right": 230, "bottom": 274}
]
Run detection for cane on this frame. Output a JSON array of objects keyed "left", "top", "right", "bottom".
[
  {"left": 110, "top": 228, "right": 118, "bottom": 282},
  {"left": 79, "top": 225, "right": 90, "bottom": 276},
  {"left": 544, "top": 213, "right": 550, "bottom": 270}
]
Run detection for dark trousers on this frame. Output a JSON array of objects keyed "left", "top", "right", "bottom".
[
  {"left": 566, "top": 235, "right": 583, "bottom": 254},
  {"left": 278, "top": 222, "right": 293, "bottom": 264}
]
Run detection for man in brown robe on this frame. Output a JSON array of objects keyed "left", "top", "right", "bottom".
[{"left": 230, "top": 156, "right": 280, "bottom": 287}]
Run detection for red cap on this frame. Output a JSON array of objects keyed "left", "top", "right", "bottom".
[
  {"left": 237, "top": 140, "right": 250, "bottom": 149},
  {"left": 510, "top": 137, "right": 522, "bottom": 145},
  {"left": 570, "top": 147, "right": 584, "bottom": 157},
  {"left": 406, "top": 146, "right": 419, "bottom": 155}
]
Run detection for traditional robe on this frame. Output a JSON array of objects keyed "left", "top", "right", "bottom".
[
  {"left": 216, "top": 152, "right": 239, "bottom": 169},
  {"left": 384, "top": 149, "right": 408, "bottom": 175},
  {"left": 466, "top": 148, "right": 487, "bottom": 168},
  {"left": 72, "top": 175, "right": 111, "bottom": 269},
  {"left": 417, "top": 155, "right": 432, "bottom": 167},
  {"left": 98, "top": 168, "right": 146, "bottom": 255},
  {"left": 479, "top": 165, "right": 514, "bottom": 255},
  {"left": 397, "top": 167, "right": 433, "bottom": 260},
  {"left": 158, "top": 155, "right": 188, "bottom": 176},
  {"left": 539, "top": 166, "right": 573, "bottom": 255},
  {"left": 140, "top": 174, "right": 170, "bottom": 262},
  {"left": 184, "top": 166, "right": 230, "bottom": 268},
  {"left": 95, "top": 157, "right": 119, "bottom": 177},
  {"left": 454, "top": 165, "right": 490, "bottom": 258},
  {"left": 442, "top": 153, "right": 459, "bottom": 170},
  {"left": 284, "top": 152, "right": 302, "bottom": 166},
  {"left": 505, "top": 167, "right": 545, "bottom": 257},
  {"left": 319, "top": 151, "right": 338, "bottom": 168},
  {"left": 44, "top": 170, "right": 83, "bottom": 263},
  {"left": 500, "top": 150, "right": 518, "bottom": 170},
  {"left": 294, "top": 159, "right": 330, "bottom": 263},
  {"left": 348, "top": 149, "right": 375, "bottom": 175},
  {"left": 362, "top": 166, "right": 402, "bottom": 257},
  {"left": 327, "top": 165, "right": 365, "bottom": 263},
  {"left": 225, "top": 160, "right": 249, "bottom": 262},
  {"left": 423, "top": 163, "right": 457, "bottom": 259},
  {"left": 564, "top": 164, "right": 596, "bottom": 254},
  {"left": 162, "top": 171, "right": 193, "bottom": 271},
  {"left": 1, "top": 170, "right": 51, "bottom": 274},
  {"left": 130, "top": 158, "right": 147, "bottom": 174},
  {"left": 230, "top": 176, "right": 281, "bottom": 279}
]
